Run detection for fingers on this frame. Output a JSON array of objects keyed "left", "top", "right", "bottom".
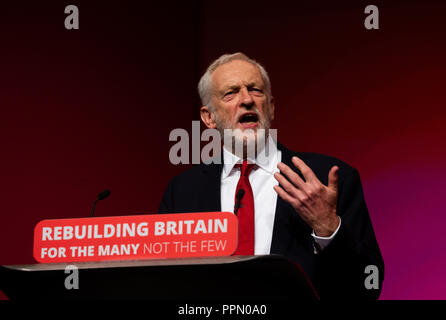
[
  {"left": 277, "top": 157, "right": 339, "bottom": 192},
  {"left": 291, "top": 156, "right": 318, "bottom": 183},
  {"left": 273, "top": 172, "right": 306, "bottom": 199},
  {"left": 277, "top": 162, "right": 306, "bottom": 190},
  {"left": 274, "top": 159, "right": 340, "bottom": 233},
  {"left": 273, "top": 185, "right": 295, "bottom": 205},
  {"left": 328, "top": 165, "right": 339, "bottom": 191}
]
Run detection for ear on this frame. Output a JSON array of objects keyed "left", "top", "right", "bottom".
[
  {"left": 269, "top": 96, "right": 275, "bottom": 121},
  {"left": 200, "top": 106, "right": 217, "bottom": 129}
]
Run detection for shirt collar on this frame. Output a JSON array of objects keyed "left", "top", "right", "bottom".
[{"left": 221, "top": 135, "right": 279, "bottom": 180}]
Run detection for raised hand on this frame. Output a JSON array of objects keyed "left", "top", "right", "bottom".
[{"left": 273, "top": 156, "right": 340, "bottom": 237}]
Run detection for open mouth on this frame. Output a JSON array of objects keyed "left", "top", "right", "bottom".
[{"left": 238, "top": 112, "right": 259, "bottom": 128}]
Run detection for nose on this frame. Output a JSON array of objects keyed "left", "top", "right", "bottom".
[{"left": 240, "top": 87, "right": 254, "bottom": 109}]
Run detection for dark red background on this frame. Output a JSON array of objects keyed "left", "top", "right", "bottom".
[{"left": 1, "top": 1, "right": 445, "bottom": 299}]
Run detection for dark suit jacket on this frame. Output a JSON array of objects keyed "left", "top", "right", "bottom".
[{"left": 159, "top": 143, "right": 384, "bottom": 300}]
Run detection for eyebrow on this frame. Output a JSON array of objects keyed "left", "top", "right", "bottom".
[
  {"left": 223, "top": 85, "right": 240, "bottom": 91},
  {"left": 221, "top": 82, "right": 261, "bottom": 92}
]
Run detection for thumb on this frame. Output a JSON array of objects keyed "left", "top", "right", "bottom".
[{"left": 328, "top": 166, "right": 339, "bottom": 191}]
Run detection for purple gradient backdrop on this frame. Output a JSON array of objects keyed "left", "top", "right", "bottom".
[{"left": 1, "top": 1, "right": 445, "bottom": 299}]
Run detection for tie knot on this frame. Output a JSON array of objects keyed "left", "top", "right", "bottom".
[{"left": 236, "top": 160, "right": 256, "bottom": 177}]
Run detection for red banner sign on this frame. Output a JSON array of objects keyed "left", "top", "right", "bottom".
[{"left": 33, "top": 212, "right": 238, "bottom": 263}]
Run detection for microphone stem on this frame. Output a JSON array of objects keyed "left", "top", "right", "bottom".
[
  {"left": 234, "top": 199, "right": 242, "bottom": 216},
  {"left": 90, "top": 199, "right": 98, "bottom": 217}
]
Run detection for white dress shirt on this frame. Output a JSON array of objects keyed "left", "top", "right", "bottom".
[{"left": 220, "top": 137, "right": 341, "bottom": 254}]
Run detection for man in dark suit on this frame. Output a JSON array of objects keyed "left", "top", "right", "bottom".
[{"left": 159, "top": 53, "right": 384, "bottom": 299}]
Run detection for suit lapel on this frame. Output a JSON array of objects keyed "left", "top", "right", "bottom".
[
  {"left": 270, "top": 143, "right": 312, "bottom": 255},
  {"left": 270, "top": 143, "right": 294, "bottom": 255},
  {"left": 199, "top": 159, "right": 223, "bottom": 212}
]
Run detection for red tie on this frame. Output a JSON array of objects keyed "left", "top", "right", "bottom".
[{"left": 234, "top": 160, "right": 256, "bottom": 255}]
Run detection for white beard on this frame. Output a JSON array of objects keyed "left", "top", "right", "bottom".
[{"left": 214, "top": 109, "right": 271, "bottom": 160}]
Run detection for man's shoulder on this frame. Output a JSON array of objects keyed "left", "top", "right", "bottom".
[
  {"left": 168, "top": 162, "right": 221, "bottom": 185},
  {"left": 159, "top": 162, "right": 222, "bottom": 213},
  {"left": 278, "top": 144, "right": 357, "bottom": 177},
  {"left": 292, "top": 150, "right": 355, "bottom": 170}
]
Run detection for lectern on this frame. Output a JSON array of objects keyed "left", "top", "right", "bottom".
[{"left": 0, "top": 255, "right": 318, "bottom": 301}]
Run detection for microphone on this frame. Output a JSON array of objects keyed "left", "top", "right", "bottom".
[
  {"left": 234, "top": 189, "right": 245, "bottom": 216},
  {"left": 90, "top": 189, "right": 111, "bottom": 217}
]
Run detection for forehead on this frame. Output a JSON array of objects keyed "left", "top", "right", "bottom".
[{"left": 211, "top": 60, "right": 264, "bottom": 91}]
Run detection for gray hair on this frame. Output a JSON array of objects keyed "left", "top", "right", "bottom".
[{"left": 198, "top": 52, "right": 272, "bottom": 111}]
